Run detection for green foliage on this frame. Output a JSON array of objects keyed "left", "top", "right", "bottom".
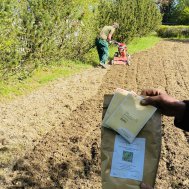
[
  {"left": 0, "top": 0, "right": 99, "bottom": 79},
  {"left": 156, "top": 25, "right": 189, "bottom": 38},
  {"left": 176, "top": 1, "right": 189, "bottom": 24},
  {"left": 157, "top": 0, "right": 189, "bottom": 24},
  {"left": 155, "top": 0, "right": 175, "bottom": 22},
  {"left": 177, "top": 6, "right": 189, "bottom": 24},
  {"left": 0, "top": 0, "right": 22, "bottom": 77},
  {"left": 0, "top": 0, "right": 162, "bottom": 80},
  {"left": 98, "top": 0, "right": 162, "bottom": 42}
]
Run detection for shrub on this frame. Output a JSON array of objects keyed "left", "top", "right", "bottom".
[
  {"left": 156, "top": 25, "right": 189, "bottom": 38},
  {"left": 0, "top": 0, "right": 22, "bottom": 77},
  {"left": 0, "top": 0, "right": 99, "bottom": 79}
]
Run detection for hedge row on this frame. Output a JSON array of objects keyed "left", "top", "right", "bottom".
[
  {"left": 0, "top": 0, "right": 161, "bottom": 79},
  {"left": 156, "top": 25, "right": 189, "bottom": 38},
  {"left": 0, "top": 0, "right": 99, "bottom": 79}
]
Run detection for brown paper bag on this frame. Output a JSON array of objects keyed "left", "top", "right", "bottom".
[{"left": 101, "top": 94, "right": 162, "bottom": 189}]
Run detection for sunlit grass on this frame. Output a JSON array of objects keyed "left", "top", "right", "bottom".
[
  {"left": 127, "top": 34, "right": 161, "bottom": 54},
  {"left": 0, "top": 59, "right": 92, "bottom": 101},
  {"left": 109, "top": 33, "right": 161, "bottom": 56}
]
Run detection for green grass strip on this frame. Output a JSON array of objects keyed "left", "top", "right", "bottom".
[
  {"left": 0, "top": 59, "right": 91, "bottom": 101},
  {"left": 109, "top": 33, "right": 161, "bottom": 56}
]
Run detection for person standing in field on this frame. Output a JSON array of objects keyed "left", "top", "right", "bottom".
[{"left": 96, "top": 23, "right": 119, "bottom": 69}]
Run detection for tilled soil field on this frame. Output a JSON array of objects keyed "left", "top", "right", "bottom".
[{"left": 0, "top": 40, "right": 189, "bottom": 189}]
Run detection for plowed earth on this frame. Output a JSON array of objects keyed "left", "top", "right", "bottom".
[{"left": 0, "top": 40, "right": 189, "bottom": 189}]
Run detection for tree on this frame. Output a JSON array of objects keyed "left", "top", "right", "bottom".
[
  {"left": 156, "top": 0, "right": 189, "bottom": 24},
  {"left": 99, "top": 0, "right": 162, "bottom": 42},
  {"left": 168, "top": 0, "right": 189, "bottom": 24},
  {"left": 0, "top": 0, "right": 101, "bottom": 79},
  {"left": 155, "top": 0, "right": 175, "bottom": 23},
  {"left": 177, "top": 6, "right": 189, "bottom": 24}
]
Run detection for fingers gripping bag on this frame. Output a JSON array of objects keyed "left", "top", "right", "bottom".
[{"left": 101, "top": 90, "right": 162, "bottom": 189}]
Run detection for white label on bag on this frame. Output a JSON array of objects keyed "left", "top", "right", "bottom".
[{"left": 110, "top": 135, "right": 145, "bottom": 181}]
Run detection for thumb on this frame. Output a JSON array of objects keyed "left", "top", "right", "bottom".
[{"left": 140, "top": 96, "right": 159, "bottom": 107}]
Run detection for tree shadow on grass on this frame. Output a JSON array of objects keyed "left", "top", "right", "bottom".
[{"left": 164, "top": 38, "right": 189, "bottom": 44}]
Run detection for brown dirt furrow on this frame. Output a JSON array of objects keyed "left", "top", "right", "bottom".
[
  {"left": 3, "top": 65, "right": 128, "bottom": 189},
  {"left": 0, "top": 68, "right": 107, "bottom": 188}
]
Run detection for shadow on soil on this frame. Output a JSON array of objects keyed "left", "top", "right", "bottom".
[
  {"left": 165, "top": 38, "right": 189, "bottom": 44},
  {"left": 7, "top": 158, "right": 69, "bottom": 189},
  {"left": 7, "top": 141, "right": 99, "bottom": 189}
]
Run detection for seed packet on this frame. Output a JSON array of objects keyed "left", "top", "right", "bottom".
[
  {"left": 102, "top": 88, "right": 130, "bottom": 128},
  {"left": 103, "top": 89, "right": 157, "bottom": 143},
  {"left": 102, "top": 88, "right": 137, "bottom": 127}
]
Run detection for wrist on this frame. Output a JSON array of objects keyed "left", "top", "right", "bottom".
[{"left": 174, "top": 101, "right": 186, "bottom": 120}]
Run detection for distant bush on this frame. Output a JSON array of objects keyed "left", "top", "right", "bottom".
[{"left": 156, "top": 25, "right": 189, "bottom": 38}]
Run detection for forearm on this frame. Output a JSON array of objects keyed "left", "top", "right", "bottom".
[
  {"left": 107, "top": 34, "right": 112, "bottom": 41},
  {"left": 174, "top": 101, "right": 189, "bottom": 132}
]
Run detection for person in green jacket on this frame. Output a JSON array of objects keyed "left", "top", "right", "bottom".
[{"left": 96, "top": 23, "right": 119, "bottom": 68}]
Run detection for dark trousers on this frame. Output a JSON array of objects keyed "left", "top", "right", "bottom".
[{"left": 95, "top": 38, "right": 109, "bottom": 64}]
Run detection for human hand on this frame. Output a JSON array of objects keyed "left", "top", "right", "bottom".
[
  {"left": 140, "top": 183, "right": 153, "bottom": 189},
  {"left": 140, "top": 89, "right": 186, "bottom": 119}
]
